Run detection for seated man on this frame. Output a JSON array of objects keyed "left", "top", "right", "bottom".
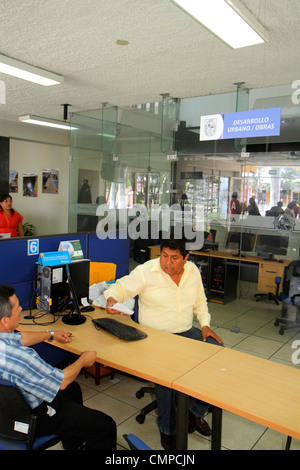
[
  {"left": 104, "top": 237, "right": 224, "bottom": 450},
  {"left": 0, "top": 285, "right": 116, "bottom": 450}
]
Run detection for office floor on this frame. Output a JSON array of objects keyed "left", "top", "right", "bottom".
[{"left": 50, "top": 275, "right": 300, "bottom": 451}]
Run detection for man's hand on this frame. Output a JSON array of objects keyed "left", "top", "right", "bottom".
[
  {"left": 53, "top": 330, "right": 72, "bottom": 343},
  {"left": 61, "top": 351, "right": 96, "bottom": 390},
  {"left": 105, "top": 297, "right": 121, "bottom": 315},
  {"left": 202, "top": 326, "right": 224, "bottom": 345}
]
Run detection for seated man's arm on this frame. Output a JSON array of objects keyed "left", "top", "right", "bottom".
[
  {"left": 104, "top": 265, "right": 145, "bottom": 314},
  {"left": 20, "top": 330, "right": 72, "bottom": 347},
  {"left": 60, "top": 351, "right": 96, "bottom": 390}
]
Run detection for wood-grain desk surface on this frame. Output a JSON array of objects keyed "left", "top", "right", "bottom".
[
  {"left": 208, "top": 250, "right": 290, "bottom": 267},
  {"left": 173, "top": 347, "right": 300, "bottom": 440},
  {"left": 20, "top": 309, "right": 221, "bottom": 388},
  {"left": 150, "top": 245, "right": 290, "bottom": 267}
]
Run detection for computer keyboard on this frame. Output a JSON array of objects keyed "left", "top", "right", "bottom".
[{"left": 92, "top": 317, "right": 148, "bottom": 341}]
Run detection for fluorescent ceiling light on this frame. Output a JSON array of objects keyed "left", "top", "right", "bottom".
[
  {"left": 19, "top": 115, "right": 76, "bottom": 131},
  {"left": 171, "top": 0, "right": 269, "bottom": 49},
  {"left": 0, "top": 54, "right": 64, "bottom": 86}
]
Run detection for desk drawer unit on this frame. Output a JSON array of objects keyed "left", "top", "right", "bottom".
[{"left": 258, "top": 263, "right": 285, "bottom": 294}]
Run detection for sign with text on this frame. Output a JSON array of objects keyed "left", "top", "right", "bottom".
[
  {"left": 200, "top": 108, "right": 281, "bottom": 141},
  {"left": 38, "top": 251, "right": 71, "bottom": 266}
]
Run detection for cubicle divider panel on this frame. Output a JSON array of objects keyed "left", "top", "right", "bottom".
[
  {"left": 0, "top": 234, "right": 88, "bottom": 308},
  {"left": 87, "top": 232, "right": 129, "bottom": 280},
  {"left": 0, "top": 232, "right": 129, "bottom": 309}
]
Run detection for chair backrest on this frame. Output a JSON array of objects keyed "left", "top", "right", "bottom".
[
  {"left": 133, "top": 295, "right": 139, "bottom": 323},
  {"left": 89, "top": 262, "right": 116, "bottom": 285},
  {"left": 0, "top": 379, "right": 36, "bottom": 448},
  {"left": 282, "top": 260, "right": 300, "bottom": 298},
  {"left": 123, "top": 433, "right": 152, "bottom": 450}
]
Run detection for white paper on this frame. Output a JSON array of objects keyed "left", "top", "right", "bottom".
[
  {"left": 81, "top": 297, "right": 90, "bottom": 306},
  {"left": 110, "top": 302, "right": 134, "bottom": 315},
  {"left": 92, "top": 295, "right": 106, "bottom": 308},
  {"left": 92, "top": 296, "right": 134, "bottom": 314},
  {"left": 89, "top": 281, "right": 109, "bottom": 301}
]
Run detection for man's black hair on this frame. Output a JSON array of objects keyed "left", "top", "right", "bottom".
[
  {"left": 0, "top": 285, "right": 15, "bottom": 320},
  {"left": 160, "top": 237, "right": 189, "bottom": 258}
]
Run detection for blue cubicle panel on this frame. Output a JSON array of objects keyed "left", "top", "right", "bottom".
[
  {"left": 0, "top": 234, "right": 88, "bottom": 309},
  {"left": 0, "top": 232, "right": 129, "bottom": 309},
  {"left": 0, "top": 234, "right": 87, "bottom": 285},
  {"left": 87, "top": 232, "right": 129, "bottom": 280},
  {"left": 87, "top": 232, "right": 129, "bottom": 263}
]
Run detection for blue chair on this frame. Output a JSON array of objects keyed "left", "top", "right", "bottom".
[
  {"left": 132, "top": 296, "right": 157, "bottom": 424},
  {"left": 0, "top": 378, "right": 60, "bottom": 450},
  {"left": 123, "top": 433, "right": 152, "bottom": 450}
]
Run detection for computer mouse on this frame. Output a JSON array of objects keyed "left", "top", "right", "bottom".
[{"left": 81, "top": 305, "right": 95, "bottom": 312}]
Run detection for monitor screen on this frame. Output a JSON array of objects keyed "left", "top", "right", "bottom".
[
  {"left": 226, "top": 232, "right": 256, "bottom": 252},
  {"left": 255, "top": 234, "right": 289, "bottom": 256}
]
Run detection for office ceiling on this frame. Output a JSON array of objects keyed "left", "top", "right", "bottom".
[{"left": 0, "top": 0, "right": 300, "bottom": 127}]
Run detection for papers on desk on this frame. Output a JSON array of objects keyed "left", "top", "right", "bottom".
[
  {"left": 89, "top": 281, "right": 109, "bottom": 301},
  {"left": 92, "top": 295, "right": 107, "bottom": 308},
  {"left": 0, "top": 233, "right": 11, "bottom": 239},
  {"left": 89, "top": 280, "right": 134, "bottom": 314}
]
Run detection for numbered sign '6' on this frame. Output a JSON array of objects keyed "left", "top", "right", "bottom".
[{"left": 28, "top": 239, "right": 39, "bottom": 256}]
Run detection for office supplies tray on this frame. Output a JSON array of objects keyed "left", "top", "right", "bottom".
[{"left": 92, "top": 317, "right": 148, "bottom": 341}]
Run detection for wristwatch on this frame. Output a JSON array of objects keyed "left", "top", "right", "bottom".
[{"left": 47, "top": 329, "right": 54, "bottom": 342}]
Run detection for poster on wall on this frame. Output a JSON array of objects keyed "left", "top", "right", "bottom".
[
  {"left": 9, "top": 170, "right": 18, "bottom": 193},
  {"left": 23, "top": 173, "right": 38, "bottom": 197},
  {"left": 42, "top": 169, "right": 59, "bottom": 194}
]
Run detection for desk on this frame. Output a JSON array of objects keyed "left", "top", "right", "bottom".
[
  {"left": 149, "top": 246, "right": 289, "bottom": 304},
  {"left": 20, "top": 309, "right": 221, "bottom": 449},
  {"left": 173, "top": 348, "right": 300, "bottom": 449},
  {"left": 20, "top": 310, "right": 300, "bottom": 450}
]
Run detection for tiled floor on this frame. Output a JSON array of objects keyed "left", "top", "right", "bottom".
[{"left": 50, "top": 280, "right": 300, "bottom": 451}]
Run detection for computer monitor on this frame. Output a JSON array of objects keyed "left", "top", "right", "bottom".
[
  {"left": 255, "top": 234, "right": 289, "bottom": 257},
  {"left": 62, "top": 264, "right": 86, "bottom": 325},
  {"left": 226, "top": 231, "right": 256, "bottom": 253}
]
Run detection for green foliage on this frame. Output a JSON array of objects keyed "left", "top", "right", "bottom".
[{"left": 23, "top": 221, "right": 36, "bottom": 236}]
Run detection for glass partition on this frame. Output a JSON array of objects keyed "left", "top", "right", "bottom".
[
  {"left": 68, "top": 91, "right": 300, "bottom": 339},
  {"left": 69, "top": 100, "right": 178, "bottom": 233}
]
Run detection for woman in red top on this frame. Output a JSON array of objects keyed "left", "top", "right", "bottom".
[{"left": 0, "top": 194, "right": 24, "bottom": 237}]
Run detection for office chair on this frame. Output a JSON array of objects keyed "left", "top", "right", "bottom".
[
  {"left": 132, "top": 296, "right": 157, "bottom": 424},
  {"left": 254, "top": 276, "right": 281, "bottom": 305},
  {"left": 274, "top": 260, "right": 300, "bottom": 335},
  {"left": 0, "top": 378, "right": 60, "bottom": 450}
]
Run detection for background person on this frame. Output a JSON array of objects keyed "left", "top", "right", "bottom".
[
  {"left": 246, "top": 197, "right": 261, "bottom": 216},
  {"left": 0, "top": 193, "right": 24, "bottom": 237},
  {"left": 267, "top": 201, "right": 284, "bottom": 217},
  {"left": 230, "top": 192, "right": 241, "bottom": 214}
]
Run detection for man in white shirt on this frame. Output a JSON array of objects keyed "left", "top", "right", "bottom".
[{"left": 104, "top": 237, "right": 223, "bottom": 450}]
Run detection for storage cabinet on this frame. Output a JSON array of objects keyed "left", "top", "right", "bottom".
[{"left": 258, "top": 262, "right": 285, "bottom": 294}]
